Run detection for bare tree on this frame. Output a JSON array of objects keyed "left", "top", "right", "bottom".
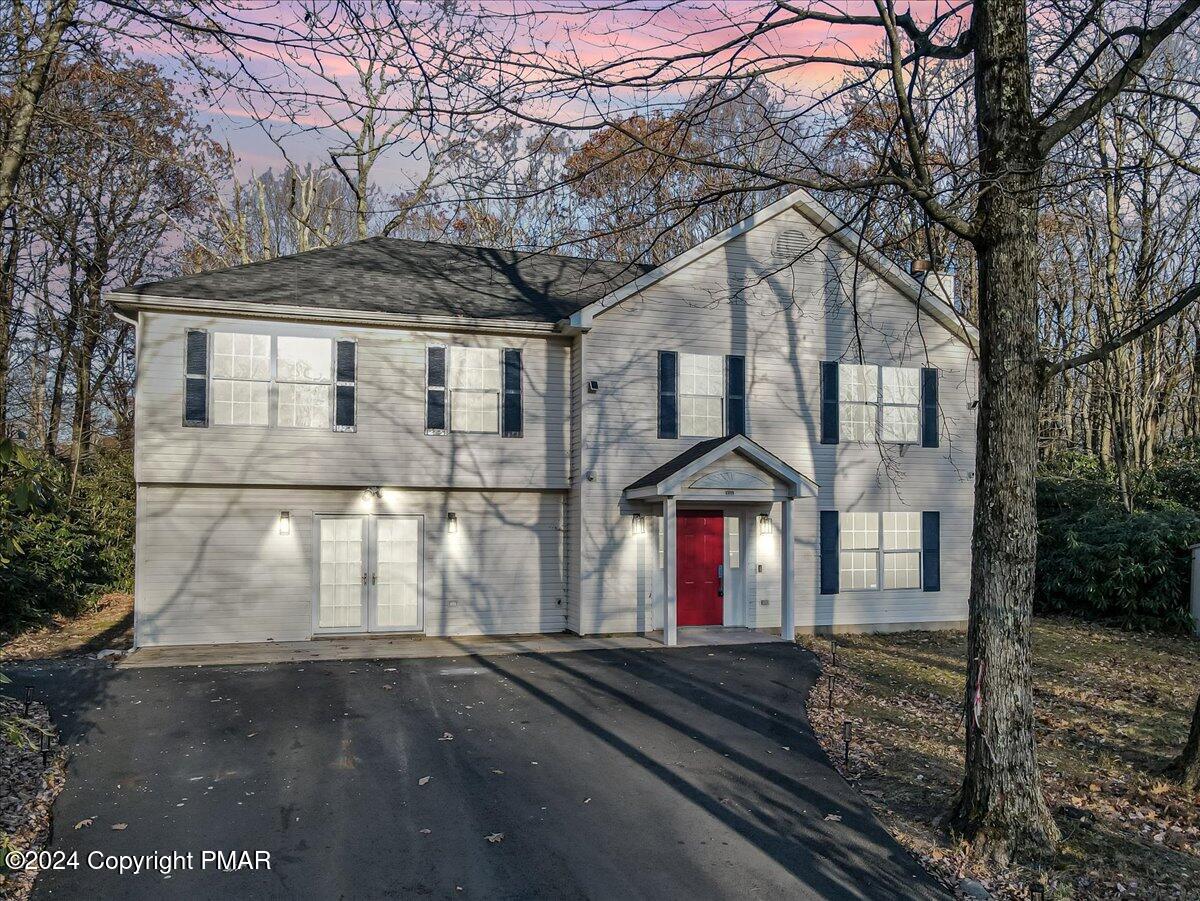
[{"left": 436, "top": 0, "right": 1200, "bottom": 862}]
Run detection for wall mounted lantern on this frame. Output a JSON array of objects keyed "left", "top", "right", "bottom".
[
  {"left": 278, "top": 511, "right": 291, "bottom": 536},
  {"left": 447, "top": 512, "right": 459, "bottom": 534}
]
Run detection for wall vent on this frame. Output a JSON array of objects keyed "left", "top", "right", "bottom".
[{"left": 773, "top": 229, "right": 807, "bottom": 260}]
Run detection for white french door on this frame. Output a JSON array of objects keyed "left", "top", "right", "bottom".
[{"left": 315, "top": 514, "right": 423, "bottom": 634}]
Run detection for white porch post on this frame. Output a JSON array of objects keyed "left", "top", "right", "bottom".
[
  {"left": 781, "top": 497, "right": 796, "bottom": 641},
  {"left": 663, "top": 496, "right": 678, "bottom": 646}
]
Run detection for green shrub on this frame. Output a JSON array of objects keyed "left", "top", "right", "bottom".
[
  {"left": 0, "top": 447, "right": 133, "bottom": 631},
  {"left": 1036, "top": 483, "right": 1200, "bottom": 633}
]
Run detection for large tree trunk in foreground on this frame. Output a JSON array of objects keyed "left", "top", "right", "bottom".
[
  {"left": 1169, "top": 692, "right": 1200, "bottom": 792},
  {"left": 947, "top": 0, "right": 1060, "bottom": 863}
]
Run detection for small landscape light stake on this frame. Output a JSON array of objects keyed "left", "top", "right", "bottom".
[
  {"left": 842, "top": 720, "right": 852, "bottom": 768},
  {"left": 24, "top": 686, "right": 33, "bottom": 716},
  {"left": 1029, "top": 883, "right": 1045, "bottom": 901},
  {"left": 40, "top": 731, "right": 51, "bottom": 766},
  {"left": 830, "top": 635, "right": 836, "bottom": 668}
]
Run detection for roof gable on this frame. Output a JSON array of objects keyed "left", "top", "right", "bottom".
[
  {"left": 568, "top": 187, "right": 977, "bottom": 349},
  {"left": 624, "top": 434, "right": 818, "bottom": 499}
]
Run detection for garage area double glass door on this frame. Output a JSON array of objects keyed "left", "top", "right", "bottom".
[{"left": 315, "top": 515, "right": 423, "bottom": 633}]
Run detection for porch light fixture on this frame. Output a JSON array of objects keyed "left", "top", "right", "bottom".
[
  {"left": 758, "top": 513, "right": 773, "bottom": 536},
  {"left": 363, "top": 486, "right": 382, "bottom": 500},
  {"left": 278, "top": 511, "right": 291, "bottom": 536},
  {"left": 447, "top": 512, "right": 458, "bottom": 534},
  {"left": 632, "top": 513, "right": 646, "bottom": 535}
]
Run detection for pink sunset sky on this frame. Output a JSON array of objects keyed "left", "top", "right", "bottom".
[{"left": 124, "top": 1, "right": 962, "bottom": 191}]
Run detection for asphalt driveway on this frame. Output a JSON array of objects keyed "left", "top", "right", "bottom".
[{"left": 6, "top": 643, "right": 947, "bottom": 899}]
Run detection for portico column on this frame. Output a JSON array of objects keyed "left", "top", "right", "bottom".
[
  {"left": 663, "top": 495, "right": 678, "bottom": 647},
  {"left": 781, "top": 497, "right": 796, "bottom": 641}
]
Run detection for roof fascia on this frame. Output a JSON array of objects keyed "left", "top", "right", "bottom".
[{"left": 109, "top": 293, "right": 562, "bottom": 338}]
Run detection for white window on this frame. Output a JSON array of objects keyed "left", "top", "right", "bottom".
[
  {"left": 839, "top": 511, "right": 922, "bottom": 590},
  {"left": 679, "top": 352, "right": 724, "bottom": 437},
  {"left": 449, "top": 346, "right": 500, "bottom": 433},
  {"left": 277, "top": 336, "right": 331, "bottom": 429},
  {"left": 880, "top": 367, "right": 920, "bottom": 443},
  {"left": 212, "top": 333, "right": 269, "bottom": 426},
  {"left": 839, "top": 364, "right": 878, "bottom": 442},
  {"left": 882, "top": 512, "right": 922, "bottom": 589},
  {"left": 839, "top": 363, "right": 920, "bottom": 444},
  {"left": 839, "top": 512, "right": 880, "bottom": 590}
]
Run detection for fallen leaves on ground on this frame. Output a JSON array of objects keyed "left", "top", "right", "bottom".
[{"left": 801, "top": 618, "right": 1200, "bottom": 900}]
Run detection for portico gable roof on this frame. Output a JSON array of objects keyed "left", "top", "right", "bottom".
[{"left": 623, "top": 434, "right": 819, "bottom": 501}]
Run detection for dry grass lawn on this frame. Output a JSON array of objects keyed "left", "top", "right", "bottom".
[
  {"left": 801, "top": 618, "right": 1200, "bottom": 899},
  {"left": 0, "top": 592, "right": 133, "bottom": 661}
]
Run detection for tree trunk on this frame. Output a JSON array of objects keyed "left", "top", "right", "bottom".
[
  {"left": 1168, "top": 692, "right": 1200, "bottom": 792},
  {"left": 0, "top": 0, "right": 77, "bottom": 223},
  {"left": 947, "top": 0, "right": 1060, "bottom": 864}
]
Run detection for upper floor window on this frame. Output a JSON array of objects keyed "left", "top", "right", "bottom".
[
  {"left": 449, "top": 346, "right": 500, "bottom": 433},
  {"left": 838, "top": 363, "right": 920, "bottom": 443},
  {"left": 678, "top": 352, "right": 724, "bottom": 437},
  {"left": 210, "top": 332, "right": 332, "bottom": 429},
  {"left": 277, "top": 336, "right": 332, "bottom": 428},
  {"left": 212, "top": 333, "right": 270, "bottom": 426},
  {"left": 183, "top": 329, "right": 356, "bottom": 431}
]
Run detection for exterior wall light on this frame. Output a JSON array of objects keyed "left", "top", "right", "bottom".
[
  {"left": 758, "top": 513, "right": 773, "bottom": 535},
  {"left": 447, "top": 512, "right": 458, "bottom": 534},
  {"left": 363, "top": 486, "right": 382, "bottom": 500},
  {"left": 278, "top": 511, "right": 291, "bottom": 536},
  {"left": 632, "top": 513, "right": 646, "bottom": 535}
]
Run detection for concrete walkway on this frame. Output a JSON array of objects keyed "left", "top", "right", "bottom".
[{"left": 122, "top": 626, "right": 787, "bottom": 668}]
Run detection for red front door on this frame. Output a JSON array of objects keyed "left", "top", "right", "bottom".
[{"left": 677, "top": 510, "right": 724, "bottom": 626}]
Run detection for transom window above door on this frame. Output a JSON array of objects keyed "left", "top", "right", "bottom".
[{"left": 678, "top": 352, "right": 725, "bottom": 437}]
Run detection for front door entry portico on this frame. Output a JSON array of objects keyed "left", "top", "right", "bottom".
[{"left": 678, "top": 510, "right": 724, "bottom": 625}]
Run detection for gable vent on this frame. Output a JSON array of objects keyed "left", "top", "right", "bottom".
[{"left": 773, "top": 229, "right": 807, "bottom": 260}]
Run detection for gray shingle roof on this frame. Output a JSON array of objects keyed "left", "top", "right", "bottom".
[
  {"left": 625, "top": 436, "right": 732, "bottom": 491},
  {"left": 113, "top": 237, "right": 653, "bottom": 324}
]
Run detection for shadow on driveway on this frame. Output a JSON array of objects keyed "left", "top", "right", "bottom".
[{"left": 5, "top": 643, "right": 947, "bottom": 899}]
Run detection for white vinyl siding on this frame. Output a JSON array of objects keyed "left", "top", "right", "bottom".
[
  {"left": 212, "top": 333, "right": 270, "bottom": 426},
  {"left": 839, "top": 363, "right": 920, "bottom": 444},
  {"left": 679, "top": 352, "right": 724, "bottom": 437},
  {"left": 277, "top": 336, "right": 332, "bottom": 429},
  {"left": 449, "top": 346, "right": 500, "bottom": 433},
  {"left": 136, "top": 486, "right": 566, "bottom": 646}
]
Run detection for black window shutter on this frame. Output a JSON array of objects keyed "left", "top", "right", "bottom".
[
  {"left": 922, "top": 511, "right": 941, "bottom": 591},
  {"left": 334, "top": 340, "right": 357, "bottom": 432},
  {"left": 820, "top": 361, "right": 839, "bottom": 444},
  {"left": 502, "top": 348, "right": 523, "bottom": 438},
  {"left": 921, "top": 367, "right": 939, "bottom": 447},
  {"left": 819, "top": 510, "right": 839, "bottom": 595},
  {"left": 658, "top": 351, "right": 678, "bottom": 439},
  {"left": 725, "top": 354, "right": 746, "bottom": 436},
  {"left": 183, "top": 329, "right": 208, "bottom": 427},
  {"left": 426, "top": 345, "right": 447, "bottom": 434}
]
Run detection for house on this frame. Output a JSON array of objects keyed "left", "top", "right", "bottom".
[{"left": 111, "top": 188, "right": 978, "bottom": 649}]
